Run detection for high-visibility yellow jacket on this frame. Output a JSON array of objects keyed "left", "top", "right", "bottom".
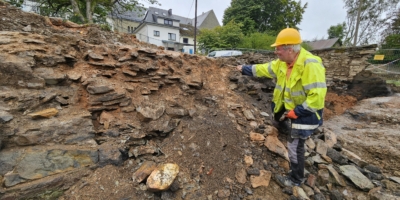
[{"left": 241, "top": 48, "right": 327, "bottom": 138}]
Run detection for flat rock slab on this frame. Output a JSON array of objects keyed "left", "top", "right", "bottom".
[
  {"left": 27, "top": 108, "right": 58, "bottom": 119},
  {"left": 339, "top": 165, "right": 374, "bottom": 191},
  {"left": 250, "top": 170, "right": 272, "bottom": 188},
  {"left": 389, "top": 176, "right": 400, "bottom": 184},
  {"left": 264, "top": 135, "right": 289, "bottom": 161},
  {"left": 132, "top": 161, "right": 157, "bottom": 183}
]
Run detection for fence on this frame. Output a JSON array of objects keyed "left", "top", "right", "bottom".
[
  {"left": 202, "top": 48, "right": 273, "bottom": 56},
  {"left": 365, "top": 49, "right": 400, "bottom": 85}
]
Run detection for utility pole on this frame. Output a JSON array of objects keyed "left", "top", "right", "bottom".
[{"left": 194, "top": 0, "right": 197, "bottom": 54}]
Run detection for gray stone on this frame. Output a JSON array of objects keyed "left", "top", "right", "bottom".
[
  {"left": 365, "top": 164, "right": 382, "bottom": 174},
  {"left": 0, "top": 54, "right": 45, "bottom": 89},
  {"left": 246, "top": 168, "right": 260, "bottom": 175},
  {"left": 22, "top": 25, "right": 32, "bottom": 32},
  {"left": 98, "top": 143, "right": 122, "bottom": 167},
  {"left": 326, "top": 148, "right": 348, "bottom": 165},
  {"left": 327, "top": 165, "right": 346, "bottom": 187},
  {"left": 88, "top": 52, "right": 104, "bottom": 60},
  {"left": 341, "top": 148, "right": 367, "bottom": 167},
  {"left": 339, "top": 165, "right": 374, "bottom": 191},
  {"left": 361, "top": 169, "right": 384, "bottom": 181},
  {"left": 0, "top": 150, "right": 23, "bottom": 175},
  {"left": 330, "top": 190, "right": 344, "bottom": 200},
  {"left": 86, "top": 85, "right": 114, "bottom": 94},
  {"left": 166, "top": 108, "right": 187, "bottom": 118},
  {"left": 312, "top": 154, "right": 328, "bottom": 164},
  {"left": 243, "top": 109, "right": 256, "bottom": 120},
  {"left": 315, "top": 139, "right": 328, "bottom": 156},
  {"left": 33, "top": 68, "right": 66, "bottom": 85},
  {"left": 323, "top": 129, "right": 337, "bottom": 148},
  {"left": 313, "top": 193, "right": 327, "bottom": 200},
  {"left": 14, "top": 117, "right": 95, "bottom": 146},
  {"left": 161, "top": 191, "right": 176, "bottom": 200},
  {"left": 305, "top": 138, "right": 316, "bottom": 150},
  {"left": 389, "top": 176, "right": 400, "bottom": 184},
  {"left": 260, "top": 112, "right": 269, "bottom": 117},
  {"left": 169, "top": 179, "right": 180, "bottom": 192},
  {"left": 0, "top": 110, "right": 13, "bottom": 123},
  {"left": 89, "top": 92, "right": 125, "bottom": 104},
  {"left": 4, "top": 173, "right": 24, "bottom": 187},
  {"left": 371, "top": 193, "right": 399, "bottom": 200},
  {"left": 2, "top": 147, "right": 98, "bottom": 187},
  {"left": 137, "top": 104, "right": 165, "bottom": 122},
  {"left": 244, "top": 186, "right": 253, "bottom": 195},
  {"left": 301, "top": 184, "right": 314, "bottom": 197},
  {"left": 317, "top": 169, "right": 330, "bottom": 186},
  {"left": 147, "top": 116, "right": 179, "bottom": 134}
]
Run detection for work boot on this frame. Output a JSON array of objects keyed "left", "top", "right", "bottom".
[{"left": 274, "top": 174, "right": 300, "bottom": 187}]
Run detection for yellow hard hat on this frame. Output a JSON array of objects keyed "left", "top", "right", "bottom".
[{"left": 271, "top": 28, "right": 302, "bottom": 47}]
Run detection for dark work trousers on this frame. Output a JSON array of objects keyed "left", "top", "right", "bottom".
[
  {"left": 287, "top": 136, "right": 305, "bottom": 184},
  {"left": 273, "top": 110, "right": 305, "bottom": 184}
]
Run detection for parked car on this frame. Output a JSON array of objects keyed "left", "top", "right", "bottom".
[{"left": 207, "top": 50, "right": 243, "bottom": 58}]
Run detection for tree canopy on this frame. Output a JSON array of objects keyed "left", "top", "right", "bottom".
[
  {"left": 7, "top": 0, "right": 158, "bottom": 24},
  {"left": 343, "top": 0, "right": 400, "bottom": 46},
  {"left": 197, "top": 21, "right": 244, "bottom": 50},
  {"left": 222, "top": 0, "right": 307, "bottom": 35},
  {"left": 381, "top": 8, "right": 400, "bottom": 49},
  {"left": 327, "top": 23, "right": 346, "bottom": 46}
]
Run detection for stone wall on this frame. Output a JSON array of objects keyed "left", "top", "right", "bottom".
[
  {"left": 311, "top": 44, "right": 377, "bottom": 88},
  {"left": 221, "top": 44, "right": 391, "bottom": 98}
]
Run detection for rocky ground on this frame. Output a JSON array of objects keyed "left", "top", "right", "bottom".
[{"left": 0, "top": 1, "right": 400, "bottom": 200}]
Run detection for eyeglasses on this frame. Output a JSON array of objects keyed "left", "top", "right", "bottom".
[{"left": 274, "top": 45, "right": 290, "bottom": 52}]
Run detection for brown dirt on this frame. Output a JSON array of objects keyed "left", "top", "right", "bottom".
[
  {"left": 1, "top": 2, "right": 400, "bottom": 200},
  {"left": 324, "top": 92, "right": 358, "bottom": 120}
]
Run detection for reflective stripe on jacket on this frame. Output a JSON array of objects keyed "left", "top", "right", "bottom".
[{"left": 242, "top": 48, "right": 327, "bottom": 138}]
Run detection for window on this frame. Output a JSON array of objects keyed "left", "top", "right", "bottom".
[
  {"left": 128, "top": 26, "right": 130, "bottom": 32},
  {"left": 164, "top": 19, "right": 173, "bottom": 25},
  {"left": 183, "top": 38, "right": 188, "bottom": 44},
  {"left": 168, "top": 33, "right": 176, "bottom": 41},
  {"left": 154, "top": 30, "right": 160, "bottom": 37}
]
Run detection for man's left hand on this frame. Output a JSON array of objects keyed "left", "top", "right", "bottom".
[{"left": 286, "top": 110, "right": 298, "bottom": 119}]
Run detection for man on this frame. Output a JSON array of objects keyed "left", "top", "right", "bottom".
[{"left": 237, "top": 28, "right": 327, "bottom": 187}]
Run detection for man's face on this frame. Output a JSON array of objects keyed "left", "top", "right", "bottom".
[{"left": 274, "top": 45, "right": 292, "bottom": 63}]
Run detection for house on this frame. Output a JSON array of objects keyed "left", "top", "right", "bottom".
[
  {"left": 108, "top": 6, "right": 220, "bottom": 51},
  {"left": 21, "top": 0, "right": 40, "bottom": 13},
  {"left": 195, "top": 10, "right": 220, "bottom": 29},
  {"left": 305, "top": 38, "right": 340, "bottom": 50},
  {"left": 133, "top": 7, "right": 181, "bottom": 51},
  {"left": 132, "top": 7, "right": 218, "bottom": 51},
  {"left": 106, "top": 6, "right": 147, "bottom": 34}
]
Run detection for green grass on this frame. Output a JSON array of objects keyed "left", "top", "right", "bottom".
[{"left": 387, "top": 80, "right": 400, "bottom": 86}]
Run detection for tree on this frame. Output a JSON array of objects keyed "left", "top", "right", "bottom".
[
  {"left": 222, "top": 0, "right": 307, "bottom": 35},
  {"left": 343, "top": 0, "right": 400, "bottom": 46},
  {"left": 198, "top": 21, "right": 244, "bottom": 50},
  {"left": 381, "top": 8, "right": 400, "bottom": 48},
  {"left": 7, "top": 0, "right": 158, "bottom": 24},
  {"left": 239, "top": 32, "right": 275, "bottom": 50},
  {"left": 327, "top": 23, "right": 346, "bottom": 46}
]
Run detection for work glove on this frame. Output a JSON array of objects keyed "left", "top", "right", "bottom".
[{"left": 286, "top": 110, "right": 298, "bottom": 119}]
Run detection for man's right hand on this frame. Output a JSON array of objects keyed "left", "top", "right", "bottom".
[{"left": 236, "top": 65, "right": 243, "bottom": 72}]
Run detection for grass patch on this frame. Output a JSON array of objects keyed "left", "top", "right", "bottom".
[{"left": 387, "top": 80, "right": 400, "bottom": 86}]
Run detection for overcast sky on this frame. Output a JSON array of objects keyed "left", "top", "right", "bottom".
[{"left": 143, "top": 0, "right": 347, "bottom": 41}]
